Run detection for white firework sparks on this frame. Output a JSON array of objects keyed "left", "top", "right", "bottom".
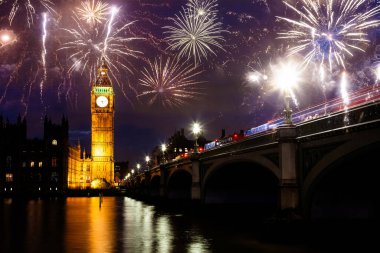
[
  {"left": 186, "top": 0, "right": 219, "bottom": 19},
  {"left": 40, "top": 12, "right": 48, "bottom": 103},
  {"left": 59, "top": 11, "right": 143, "bottom": 85},
  {"left": 76, "top": 0, "right": 110, "bottom": 27},
  {"left": 0, "top": 0, "right": 55, "bottom": 27},
  {"left": 137, "top": 56, "right": 205, "bottom": 108},
  {"left": 277, "top": 0, "right": 380, "bottom": 70},
  {"left": 103, "top": 6, "right": 119, "bottom": 55},
  {"left": 164, "top": 7, "right": 225, "bottom": 65}
]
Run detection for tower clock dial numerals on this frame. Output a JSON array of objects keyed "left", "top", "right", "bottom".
[{"left": 96, "top": 96, "right": 109, "bottom": 108}]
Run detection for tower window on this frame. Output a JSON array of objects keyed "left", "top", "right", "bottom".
[
  {"left": 38, "top": 162, "right": 43, "bottom": 168},
  {"left": 52, "top": 139, "right": 58, "bottom": 146},
  {"left": 30, "top": 161, "right": 35, "bottom": 168}
]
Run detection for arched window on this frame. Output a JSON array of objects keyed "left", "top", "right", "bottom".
[{"left": 52, "top": 139, "right": 58, "bottom": 146}]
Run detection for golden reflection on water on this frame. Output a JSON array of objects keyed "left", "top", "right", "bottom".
[
  {"left": 62, "top": 197, "right": 210, "bottom": 253},
  {"left": 65, "top": 197, "right": 116, "bottom": 253},
  {"left": 1, "top": 197, "right": 212, "bottom": 253}
]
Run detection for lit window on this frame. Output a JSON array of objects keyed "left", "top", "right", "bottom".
[
  {"left": 31, "top": 161, "right": 35, "bottom": 167},
  {"left": 52, "top": 157, "right": 57, "bottom": 167},
  {"left": 5, "top": 173, "right": 13, "bottom": 182},
  {"left": 52, "top": 139, "right": 58, "bottom": 146},
  {"left": 38, "top": 162, "right": 43, "bottom": 168}
]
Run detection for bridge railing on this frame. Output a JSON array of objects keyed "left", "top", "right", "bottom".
[
  {"left": 297, "top": 101, "right": 380, "bottom": 139},
  {"left": 200, "top": 130, "right": 278, "bottom": 159}
]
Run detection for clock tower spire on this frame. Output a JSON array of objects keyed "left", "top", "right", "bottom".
[{"left": 90, "top": 58, "right": 115, "bottom": 187}]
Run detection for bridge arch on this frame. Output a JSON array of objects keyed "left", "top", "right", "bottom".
[
  {"left": 203, "top": 155, "right": 281, "bottom": 185},
  {"left": 167, "top": 169, "right": 192, "bottom": 200},
  {"left": 150, "top": 175, "right": 161, "bottom": 197},
  {"left": 202, "top": 157, "right": 280, "bottom": 211},
  {"left": 303, "top": 137, "right": 380, "bottom": 219}
]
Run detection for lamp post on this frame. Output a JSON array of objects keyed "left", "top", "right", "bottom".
[
  {"left": 274, "top": 62, "right": 300, "bottom": 125},
  {"left": 161, "top": 144, "right": 167, "bottom": 163},
  {"left": 192, "top": 122, "right": 202, "bottom": 153},
  {"left": 136, "top": 163, "right": 141, "bottom": 173},
  {"left": 145, "top": 156, "right": 150, "bottom": 171},
  {"left": 283, "top": 88, "right": 293, "bottom": 125}
]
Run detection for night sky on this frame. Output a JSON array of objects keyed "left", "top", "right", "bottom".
[{"left": 0, "top": 0, "right": 379, "bottom": 165}]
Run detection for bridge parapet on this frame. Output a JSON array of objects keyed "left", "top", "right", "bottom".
[
  {"left": 201, "top": 131, "right": 278, "bottom": 160},
  {"left": 297, "top": 101, "right": 380, "bottom": 139}
]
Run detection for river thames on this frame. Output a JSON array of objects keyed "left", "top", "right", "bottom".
[{"left": 0, "top": 196, "right": 374, "bottom": 253}]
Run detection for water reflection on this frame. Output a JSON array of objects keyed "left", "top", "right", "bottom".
[
  {"left": 122, "top": 198, "right": 175, "bottom": 252},
  {"left": 64, "top": 197, "right": 117, "bottom": 252},
  {"left": 156, "top": 216, "right": 173, "bottom": 253},
  {"left": 1, "top": 197, "right": 342, "bottom": 253},
  {"left": 64, "top": 197, "right": 210, "bottom": 252},
  {"left": 1, "top": 198, "right": 65, "bottom": 253}
]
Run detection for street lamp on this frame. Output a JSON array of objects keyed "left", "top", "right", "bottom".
[
  {"left": 192, "top": 122, "right": 202, "bottom": 153},
  {"left": 274, "top": 62, "right": 300, "bottom": 125},
  {"left": 136, "top": 163, "right": 141, "bottom": 173},
  {"left": 161, "top": 144, "right": 167, "bottom": 163},
  {"left": 145, "top": 156, "right": 150, "bottom": 171}
]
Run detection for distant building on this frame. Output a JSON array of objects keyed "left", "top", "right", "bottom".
[
  {"left": 0, "top": 115, "right": 69, "bottom": 195},
  {"left": 150, "top": 128, "right": 210, "bottom": 166}
]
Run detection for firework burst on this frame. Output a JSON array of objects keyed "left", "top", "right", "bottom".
[
  {"left": 59, "top": 11, "right": 143, "bottom": 86},
  {"left": 164, "top": 6, "right": 225, "bottom": 65},
  {"left": 186, "top": 0, "right": 219, "bottom": 19},
  {"left": 277, "top": 0, "right": 380, "bottom": 70},
  {"left": 0, "top": 0, "right": 55, "bottom": 27},
  {"left": 137, "top": 56, "right": 205, "bottom": 108},
  {"left": 0, "top": 29, "right": 17, "bottom": 48},
  {"left": 76, "top": 0, "right": 110, "bottom": 27}
]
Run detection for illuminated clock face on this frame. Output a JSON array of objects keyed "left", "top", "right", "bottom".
[{"left": 96, "top": 96, "right": 109, "bottom": 108}]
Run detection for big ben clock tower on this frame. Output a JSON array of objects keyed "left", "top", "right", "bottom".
[{"left": 91, "top": 59, "right": 114, "bottom": 187}]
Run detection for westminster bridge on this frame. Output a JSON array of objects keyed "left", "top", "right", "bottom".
[{"left": 125, "top": 101, "right": 380, "bottom": 219}]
